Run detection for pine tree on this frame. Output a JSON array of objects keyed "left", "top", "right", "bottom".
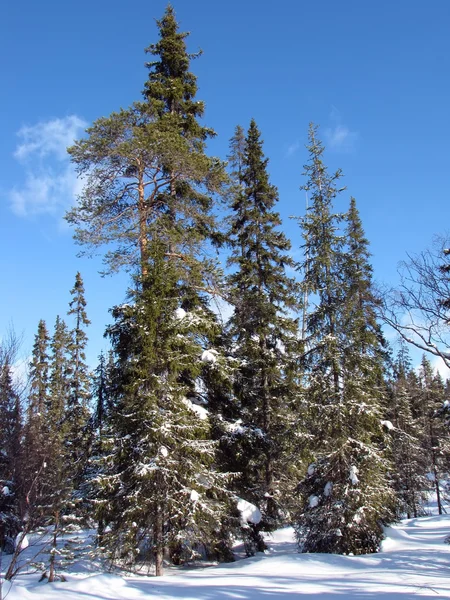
[
  {"left": 294, "top": 129, "right": 396, "bottom": 555},
  {"left": 222, "top": 120, "right": 302, "bottom": 551},
  {"left": 67, "top": 7, "right": 225, "bottom": 278},
  {"left": 87, "top": 7, "right": 232, "bottom": 575}
]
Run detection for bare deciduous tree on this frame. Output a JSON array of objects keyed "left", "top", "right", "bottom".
[{"left": 381, "top": 235, "right": 450, "bottom": 369}]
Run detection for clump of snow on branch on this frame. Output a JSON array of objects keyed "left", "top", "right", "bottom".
[
  {"left": 201, "top": 349, "right": 218, "bottom": 364},
  {"left": 324, "top": 482, "right": 333, "bottom": 497},
  {"left": 182, "top": 397, "right": 209, "bottom": 420},
  {"left": 349, "top": 466, "right": 359, "bottom": 485},
  {"left": 175, "top": 307, "right": 187, "bottom": 320},
  {"left": 309, "top": 495, "right": 319, "bottom": 508},
  {"left": 237, "top": 498, "right": 262, "bottom": 525}
]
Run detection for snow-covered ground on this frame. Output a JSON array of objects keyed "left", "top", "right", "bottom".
[{"left": 3, "top": 514, "right": 450, "bottom": 600}]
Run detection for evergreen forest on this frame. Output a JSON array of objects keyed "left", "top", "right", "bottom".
[{"left": 1, "top": 4, "right": 450, "bottom": 581}]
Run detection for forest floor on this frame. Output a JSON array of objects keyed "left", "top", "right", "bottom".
[{"left": 3, "top": 510, "right": 450, "bottom": 600}]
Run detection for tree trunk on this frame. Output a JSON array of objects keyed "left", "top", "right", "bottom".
[
  {"left": 48, "top": 511, "right": 59, "bottom": 582},
  {"left": 154, "top": 506, "right": 164, "bottom": 576},
  {"left": 137, "top": 169, "right": 148, "bottom": 278}
]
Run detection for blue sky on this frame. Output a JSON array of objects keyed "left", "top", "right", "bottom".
[{"left": 1, "top": 0, "right": 450, "bottom": 371}]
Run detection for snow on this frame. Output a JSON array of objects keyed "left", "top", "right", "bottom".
[
  {"left": 4, "top": 512, "right": 450, "bottom": 600},
  {"left": 159, "top": 446, "right": 169, "bottom": 457},
  {"left": 190, "top": 490, "right": 199, "bottom": 502},
  {"left": 15, "top": 533, "right": 29, "bottom": 550},
  {"left": 182, "top": 398, "right": 209, "bottom": 420},
  {"left": 308, "top": 495, "right": 319, "bottom": 508},
  {"left": 226, "top": 419, "right": 246, "bottom": 435},
  {"left": 236, "top": 498, "right": 262, "bottom": 525},
  {"left": 349, "top": 465, "right": 359, "bottom": 485},
  {"left": 2, "top": 485, "right": 10, "bottom": 495},
  {"left": 201, "top": 349, "right": 218, "bottom": 364},
  {"left": 380, "top": 419, "right": 394, "bottom": 430},
  {"left": 307, "top": 463, "right": 315, "bottom": 476},
  {"left": 174, "top": 308, "right": 186, "bottom": 320},
  {"left": 323, "top": 482, "right": 333, "bottom": 497}
]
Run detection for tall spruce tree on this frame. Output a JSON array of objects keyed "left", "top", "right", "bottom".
[
  {"left": 223, "top": 120, "right": 302, "bottom": 550},
  {"left": 23, "top": 320, "right": 50, "bottom": 508},
  {"left": 294, "top": 129, "right": 396, "bottom": 555},
  {"left": 99, "top": 242, "right": 234, "bottom": 575},
  {"left": 66, "top": 272, "right": 91, "bottom": 492}
]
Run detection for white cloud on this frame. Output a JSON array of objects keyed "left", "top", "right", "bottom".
[
  {"left": 9, "top": 116, "right": 87, "bottom": 218},
  {"left": 324, "top": 107, "right": 358, "bottom": 152}
]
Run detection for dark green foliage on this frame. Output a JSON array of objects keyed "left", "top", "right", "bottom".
[
  {"left": 294, "top": 127, "right": 396, "bottom": 555},
  {"left": 66, "top": 273, "right": 92, "bottom": 491},
  {"left": 22, "top": 320, "right": 50, "bottom": 508},
  {"left": 67, "top": 6, "right": 225, "bottom": 278},
  {"left": 0, "top": 337, "right": 22, "bottom": 552},
  {"left": 143, "top": 3, "right": 214, "bottom": 143},
  {"left": 387, "top": 344, "right": 429, "bottom": 518},
  {"left": 416, "top": 355, "right": 450, "bottom": 515},
  {"left": 84, "top": 7, "right": 234, "bottom": 575},
  {"left": 222, "top": 120, "right": 302, "bottom": 544},
  {"left": 98, "top": 243, "right": 235, "bottom": 573}
]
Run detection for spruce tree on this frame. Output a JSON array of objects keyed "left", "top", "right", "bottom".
[
  {"left": 98, "top": 242, "right": 234, "bottom": 575},
  {"left": 0, "top": 339, "right": 22, "bottom": 552},
  {"left": 294, "top": 130, "right": 396, "bottom": 555},
  {"left": 22, "top": 320, "right": 50, "bottom": 509},
  {"left": 223, "top": 120, "right": 302, "bottom": 550},
  {"left": 387, "top": 343, "right": 429, "bottom": 518},
  {"left": 66, "top": 273, "right": 91, "bottom": 491},
  {"left": 416, "top": 356, "right": 449, "bottom": 514}
]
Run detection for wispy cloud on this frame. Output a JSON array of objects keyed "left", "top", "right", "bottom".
[
  {"left": 8, "top": 116, "right": 87, "bottom": 218},
  {"left": 324, "top": 106, "right": 358, "bottom": 152},
  {"left": 286, "top": 140, "right": 300, "bottom": 158}
]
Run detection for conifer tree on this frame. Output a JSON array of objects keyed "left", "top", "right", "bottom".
[
  {"left": 98, "top": 242, "right": 234, "bottom": 575},
  {"left": 416, "top": 356, "right": 450, "bottom": 514},
  {"left": 86, "top": 7, "right": 232, "bottom": 575},
  {"left": 48, "top": 316, "right": 71, "bottom": 428},
  {"left": 66, "top": 273, "right": 91, "bottom": 490},
  {"left": 0, "top": 335, "right": 22, "bottom": 552},
  {"left": 88, "top": 351, "right": 114, "bottom": 545},
  {"left": 22, "top": 320, "right": 50, "bottom": 507},
  {"left": 294, "top": 129, "right": 395, "bottom": 555},
  {"left": 387, "top": 344, "right": 429, "bottom": 518},
  {"left": 223, "top": 120, "right": 302, "bottom": 550},
  {"left": 35, "top": 316, "right": 74, "bottom": 581},
  {"left": 67, "top": 5, "right": 225, "bottom": 278}
]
